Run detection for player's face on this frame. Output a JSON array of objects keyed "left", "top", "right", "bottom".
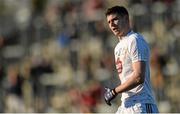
[{"left": 107, "top": 13, "right": 126, "bottom": 37}]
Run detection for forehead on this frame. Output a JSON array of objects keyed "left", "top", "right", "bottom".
[{"left": 106, "top": 13, "right": 120, "bottom": 21}]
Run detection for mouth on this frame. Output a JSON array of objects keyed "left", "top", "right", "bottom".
[
  {"left": 112, "top": 28, "right": 119, "bottom": 32},
  {"left": 112, "top": 28, "right": 117, "bottom": 30}
]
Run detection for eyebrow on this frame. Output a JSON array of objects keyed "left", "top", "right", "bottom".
[{"left": 108, "top": 16, "right": 119, "bottom": 23}]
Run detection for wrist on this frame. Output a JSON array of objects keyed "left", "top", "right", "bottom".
[{"left": 112, "top": 88, "right": 117, "bottom": 95}]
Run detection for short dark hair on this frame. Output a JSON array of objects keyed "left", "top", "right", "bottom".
[{"left": 105, "top": 6, "right": 129, "bottom": 17}]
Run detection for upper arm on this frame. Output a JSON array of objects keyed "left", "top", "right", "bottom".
[
  {"left": 129, "top": 36, "right": 149, "bottom": 83},
  {"left": 132, "top": 61, "right": 146, "bottom": 83}
]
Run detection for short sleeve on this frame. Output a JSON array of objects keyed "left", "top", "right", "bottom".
[{"left": 129, "top": 35, "right": 149, "bottom": 63}]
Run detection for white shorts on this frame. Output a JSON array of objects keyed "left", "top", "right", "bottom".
[{"left": 116, "top": 102, "right": 159, "bottom": 114}]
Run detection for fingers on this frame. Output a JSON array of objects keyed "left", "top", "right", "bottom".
[
  {"left": 105, "top": 87, "right": 110, "bottom": 92},
  {"left": 105, "top": 98, "right": 111, "bottom": 106},
  {"left": 105, "top": 87, "right": 108, "bottom": 90},
  {"left": 104, "top": 87, "right": 112, "bottom": 106}
]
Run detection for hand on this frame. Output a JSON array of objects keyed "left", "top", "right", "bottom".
[{"left": 104, "top": 87, "right": 117, "bottom": 106}]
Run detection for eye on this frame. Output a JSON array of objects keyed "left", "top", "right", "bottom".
[
  {"left": 107, "top": 16, "right": 119, "bottom": 25},
  {"left": 114, "top": 19, "right": 118, "bottom": 25},
  {"left": 113, "top": 16, "right": 119, "bottom": 22}
]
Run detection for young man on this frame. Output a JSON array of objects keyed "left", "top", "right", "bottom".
[{"left": 104, "top": 6, "right": 159, "bottom": 113}]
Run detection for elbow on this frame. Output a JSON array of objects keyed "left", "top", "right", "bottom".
[
  {"left": 139, "top": 76, "right": 145, "bottom": 84},
  {"left": 135, "top": 73, "right": 145, "bottom": 84}
]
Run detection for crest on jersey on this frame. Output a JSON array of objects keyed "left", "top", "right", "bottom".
[{"left": 115, "top": 48, "right": 127, "bottom": 57}]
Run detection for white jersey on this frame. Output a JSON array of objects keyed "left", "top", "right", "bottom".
[{"left": 114, "top": 31, "right": 156, "bottom": 104}]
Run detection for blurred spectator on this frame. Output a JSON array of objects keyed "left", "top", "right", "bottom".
[
  {"left": 79, "top": 81, "right": 102, "bottom": 113},
  {"left": 0, "top": 64, "right": 5, "bottom": 112},
  {"left": 4, "top": 64, "right": 25, "bottom": 112},
  {"left": 30, "top": 56, "right": 54, "bottom": 112},
  {"left": 150, "top": 47, "right": 166, "bottom": 101}
]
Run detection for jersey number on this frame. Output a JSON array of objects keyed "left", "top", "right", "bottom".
[{"left": 116, "top": 58, "right": 123, "bottom": 74}]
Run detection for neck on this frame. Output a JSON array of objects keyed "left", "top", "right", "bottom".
[{"left": 118, "top": 27, "right": 131, "bottom": 39}]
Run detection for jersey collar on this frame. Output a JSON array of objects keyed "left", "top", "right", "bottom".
[{"left": 119, "top": 30, "right": 133, "bottom": 41}]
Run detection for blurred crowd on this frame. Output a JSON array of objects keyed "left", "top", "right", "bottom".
[{"left": 0, "top": 0, "right": 180, "bottom": 113}]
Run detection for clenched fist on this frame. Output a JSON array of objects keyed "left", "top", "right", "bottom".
[{"left": 104, "top": 87, "right": 117, "bottom": 106}]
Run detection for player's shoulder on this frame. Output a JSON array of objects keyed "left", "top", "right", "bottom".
[
  {"left": 128, "top": 32, "right": 146, "bottom": 44},
  {"left": 126, "top": 32, "right": 138, "bottom": 46},
  {"left": 128, "top": 32, "right": 142, "bottom": 41}
]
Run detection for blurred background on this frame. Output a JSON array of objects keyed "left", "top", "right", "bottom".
[{"left": 0, "top": 0, "right": 179, "bottom": 113}]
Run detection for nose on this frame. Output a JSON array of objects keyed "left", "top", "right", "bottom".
[{"left": 109, "top": 21, "right": 116, "bottom": 28}]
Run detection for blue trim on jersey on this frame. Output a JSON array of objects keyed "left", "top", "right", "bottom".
[{"left": 126, "top": 30, "right": 133, "bottom": 36}]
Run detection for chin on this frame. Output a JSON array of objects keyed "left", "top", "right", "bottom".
[
  {"left": 113, "top": 32, "right": 119, "bottom": 36},
  {"left": 117, "top": 32, "right": 123, "bottom": 37},
  {"left": 114, "top": 32, "right": 121, "bottom": 37}
]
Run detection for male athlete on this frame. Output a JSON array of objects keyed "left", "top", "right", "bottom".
[{"left": 104, "top": 6, "right": 159, "bottom": 113}]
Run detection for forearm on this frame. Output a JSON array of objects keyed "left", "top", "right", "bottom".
[{"left": 115, "top": 71, "right": 144, "bottom": 94}]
